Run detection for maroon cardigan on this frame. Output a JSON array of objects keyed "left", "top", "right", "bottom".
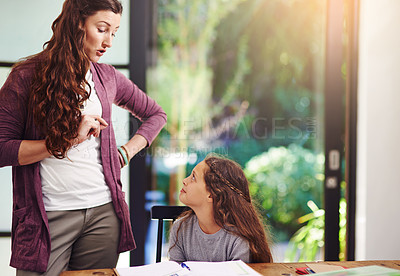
[{"left": 0, "top": 61, "right": 167, "bottom": 272}]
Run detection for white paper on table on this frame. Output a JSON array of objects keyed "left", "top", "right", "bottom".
[
  {"left": 184, "top": 260, "right": 262, "bottom": 276},
  {"left": 116, "top": 261, "right": 190, "bottom": 276},
  {"left": 116, "top": 260, "right": 262, "bottom": 276}
]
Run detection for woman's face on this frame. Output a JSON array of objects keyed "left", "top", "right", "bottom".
[
  {"left": 83, "top": 10, "right": 121, "bottom": 62},
  {"left": 179, "top": 160, "right": 212, "bottom": 208}
]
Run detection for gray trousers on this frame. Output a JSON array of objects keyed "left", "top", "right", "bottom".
[{"left": 16, "top": 202, "right": 120, "bottom": 276}]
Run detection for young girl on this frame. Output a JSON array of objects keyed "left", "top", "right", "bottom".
[{"left": 168, "top": 154, "right": 273, "bottom": 263}]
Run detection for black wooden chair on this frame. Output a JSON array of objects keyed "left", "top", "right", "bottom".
[{"left": 150, "top": 205, "right": 190, "bottom": 262}]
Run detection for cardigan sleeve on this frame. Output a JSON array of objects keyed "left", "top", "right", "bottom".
[
  {"left": 0, "top": 67, "right": 30, "bottom": 167},
  {"left": 113, "top": 68, "right": 167, "bottom": 146}
]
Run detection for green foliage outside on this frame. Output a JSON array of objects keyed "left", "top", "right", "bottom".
[
  {"left": 147, "top": 0, "right": 332, "bottom": 261},
  {"left": 147, "top": 0, "right": 249, "bottom": 197},
  {"left": 244, "top": 146, "right": 347, "bottom": 261},
  {"left": 148, "top": 0, "right": 248, "bottom": 148},
  {"left": 244, "top": 144, "right": 324, "bottom": 242},
  {"left": 284, "top": 196, "right": 347, "bottom": 262},
  {"left": 212, "top": 0, "right": 326, "bottom": 149},
  {"left": 285, "top": 200, "right": 325, "bottom": 261}
]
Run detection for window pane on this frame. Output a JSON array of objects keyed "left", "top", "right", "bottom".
[
  {"left": 0, "top": 0, "right": 130, "bottom": 65},
  {"left": 146, "top": 0, "right": 326, "bottom": 263},
  {"left": 0, "top": 0, "right": 61, "bottom": 62}
]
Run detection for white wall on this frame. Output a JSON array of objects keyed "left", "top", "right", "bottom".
[{"left": 356, "top": 0, "right": 400, "bottom": 260}]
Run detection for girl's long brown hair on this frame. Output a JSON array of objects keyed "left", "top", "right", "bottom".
[
  {"left": 14, "top": 0, "right": 122, "bottom": 158},
  {"left": 173, "top": 154, "right": 273, "bottom": 263}
]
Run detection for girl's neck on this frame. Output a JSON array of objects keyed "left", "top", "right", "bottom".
[{"left": 194, "top": 207, "right": 221, "bottom": 234}]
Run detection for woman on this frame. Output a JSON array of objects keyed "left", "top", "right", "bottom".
[
  {"left": 168, "top": 154, "right": 273, "bottom": 263},
  {"left": 0, "top": 0, "right": 166, "bottom": 274}
]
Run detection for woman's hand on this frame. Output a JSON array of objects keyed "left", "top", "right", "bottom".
[
  {"left": 17, "top": 115, "right": 108, "bottom": 165},
  {"left": 118, "top": 134, "right": 148, "bottom": 168},
  {"left": 76, "top": 115, "right": 108, "bottom": 144}
]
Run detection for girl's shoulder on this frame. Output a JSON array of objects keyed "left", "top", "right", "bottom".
[{"left": 173, "top": 213, "right": 196, "bottom": 229}]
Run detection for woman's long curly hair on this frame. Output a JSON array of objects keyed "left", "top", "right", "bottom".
[
  {"left": 173, "top": 154, "right": 273, "bottom": 263},
  {"left": 14, "top": 0, "right": 122, "bottom": 158}
]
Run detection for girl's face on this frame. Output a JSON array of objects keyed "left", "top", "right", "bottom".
[
  {"left": 83, "top": 10, "right": 121, "bottom": 62},
  {"left": 180, "top": 160, "right": 212, "bottom": 208}
]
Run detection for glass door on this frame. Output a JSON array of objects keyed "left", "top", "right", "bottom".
[{"left": 144, "top": 0, "right": 335, "bottom": 263}]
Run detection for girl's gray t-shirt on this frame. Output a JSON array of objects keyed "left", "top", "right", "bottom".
[{"left": 168, "top": 214, "right": 250, "bottom": 263}]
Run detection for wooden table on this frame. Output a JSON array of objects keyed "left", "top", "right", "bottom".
[
  {"left": 60, "top": 260, "right": 400, "bottom": 276},
  {"left": 249, "top": 260, "right": 400, "bottom": 275}
]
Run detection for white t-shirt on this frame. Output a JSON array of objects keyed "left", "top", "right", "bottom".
[{"left": 40, "top": 70, "right": 112, "bottom": 211}]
